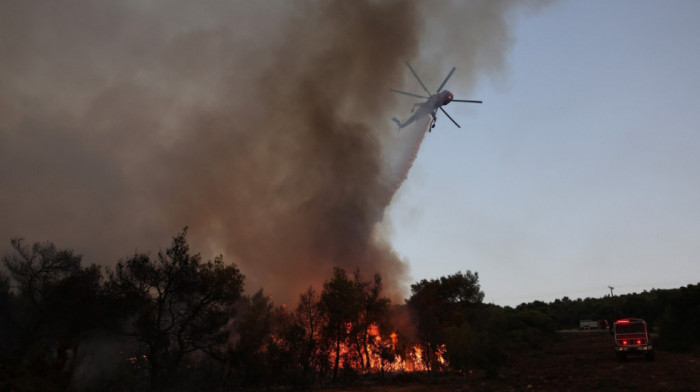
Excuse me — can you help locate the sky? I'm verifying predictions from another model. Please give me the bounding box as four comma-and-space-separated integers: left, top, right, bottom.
389, 0, 700, 306
1, 0, 699, 308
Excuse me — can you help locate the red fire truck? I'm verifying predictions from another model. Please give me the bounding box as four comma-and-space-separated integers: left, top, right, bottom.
613, 318, 654, 362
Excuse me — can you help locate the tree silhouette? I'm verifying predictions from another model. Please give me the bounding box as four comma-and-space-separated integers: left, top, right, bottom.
407, 270, 484, 371
230, 289, 274, 386
1, 238, 102, 390
106, 228, 244, 391
319, 267, 364, 382
295, 286, 323, 380
351, 271, 391, 371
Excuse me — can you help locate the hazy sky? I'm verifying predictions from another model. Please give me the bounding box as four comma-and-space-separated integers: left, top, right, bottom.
389, 0, 700, 306
2, 0, 698, 307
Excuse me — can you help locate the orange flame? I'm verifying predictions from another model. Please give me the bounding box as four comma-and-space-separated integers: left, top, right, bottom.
327, 323, 448, 373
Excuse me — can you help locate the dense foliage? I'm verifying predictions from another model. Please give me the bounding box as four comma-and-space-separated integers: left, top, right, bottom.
1, 231, 697, 390
516, 284, 700, 352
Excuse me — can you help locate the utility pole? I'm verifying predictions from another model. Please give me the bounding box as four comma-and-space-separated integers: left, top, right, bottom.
608, 286, 616, 320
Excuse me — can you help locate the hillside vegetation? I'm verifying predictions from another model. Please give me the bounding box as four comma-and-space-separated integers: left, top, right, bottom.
1, 230, 698, 391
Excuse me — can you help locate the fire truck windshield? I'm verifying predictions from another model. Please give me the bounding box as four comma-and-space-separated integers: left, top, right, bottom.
616, 323, 645, 334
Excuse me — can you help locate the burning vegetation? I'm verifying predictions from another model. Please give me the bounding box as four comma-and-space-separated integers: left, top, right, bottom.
3, 229, 700, 391
0, 230, 557, 391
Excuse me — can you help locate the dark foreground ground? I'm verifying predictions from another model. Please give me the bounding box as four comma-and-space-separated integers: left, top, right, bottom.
331, 331, 700, 392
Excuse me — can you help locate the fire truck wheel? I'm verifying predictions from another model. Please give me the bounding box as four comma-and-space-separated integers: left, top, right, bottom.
646, 351, 655, 362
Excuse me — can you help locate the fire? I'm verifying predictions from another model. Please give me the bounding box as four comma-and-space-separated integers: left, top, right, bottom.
327, 323, 448, 373
124, 354, 148, 369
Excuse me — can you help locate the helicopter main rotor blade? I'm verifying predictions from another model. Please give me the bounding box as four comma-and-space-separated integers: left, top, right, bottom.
390, 89, 429, 99
440, 107, 461, 128
436, 67, 456, 93
404, 62, 432, 95
452, 99, 483, 104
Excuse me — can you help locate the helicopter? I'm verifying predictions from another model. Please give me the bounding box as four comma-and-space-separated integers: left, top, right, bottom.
391, 62, 482, 131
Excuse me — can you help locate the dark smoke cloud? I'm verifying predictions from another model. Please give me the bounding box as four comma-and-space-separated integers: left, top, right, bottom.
0, 0, 551, 304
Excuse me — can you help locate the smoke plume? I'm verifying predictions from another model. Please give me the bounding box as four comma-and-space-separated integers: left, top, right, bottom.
0, 0, 550, 304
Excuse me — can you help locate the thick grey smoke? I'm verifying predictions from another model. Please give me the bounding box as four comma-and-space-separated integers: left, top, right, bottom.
0, 0, 551, 303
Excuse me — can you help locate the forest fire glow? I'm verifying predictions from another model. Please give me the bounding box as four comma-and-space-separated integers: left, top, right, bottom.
328, 323, 448, 373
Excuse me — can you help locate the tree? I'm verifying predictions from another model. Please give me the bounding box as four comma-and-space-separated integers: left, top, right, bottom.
229, 289, 274, 386
319, 267, 364, 382
1, 238, 102, 390
0, 270, 9, 361
656, 284, 700, 352
406, 278, 443, 371
407, 270, 484, 371
2, 238, 82, 310
295, 286, 323, 380
106, 228, 244, 391
350, 272, 391, 372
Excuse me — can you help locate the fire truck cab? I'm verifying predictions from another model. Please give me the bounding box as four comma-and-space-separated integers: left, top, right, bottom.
613, 318, 654, 362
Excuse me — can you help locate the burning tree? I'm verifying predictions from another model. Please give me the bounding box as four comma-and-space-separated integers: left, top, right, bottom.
351, 272, 393, 371
319, 267, 364, 382
407, 271, 484, 372
317, 267, 397, 381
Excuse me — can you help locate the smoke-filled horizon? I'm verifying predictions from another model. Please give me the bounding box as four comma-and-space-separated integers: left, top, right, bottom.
0, 0, 549, 304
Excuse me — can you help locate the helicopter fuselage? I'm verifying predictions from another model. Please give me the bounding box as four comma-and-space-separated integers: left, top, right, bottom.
401, 90, 454, 128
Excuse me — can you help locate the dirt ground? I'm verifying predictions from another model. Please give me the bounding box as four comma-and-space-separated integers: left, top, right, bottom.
333, 330, 700, 392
